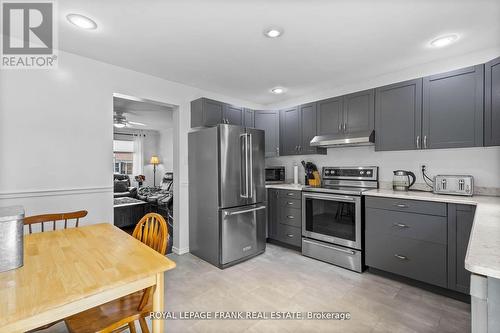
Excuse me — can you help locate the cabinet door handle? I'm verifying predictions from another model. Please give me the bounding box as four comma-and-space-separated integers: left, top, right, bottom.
424, 135, 427, 149
393, 223, 408, 228
338, 123, 342, 131
394, 204, 408, 208
287, 193, 294, 196
286, 234, 294, 238
287, 215, 295, 219
343, 122, 347, 132
416, 135, 420, 149
394, 254, 408, 260
276, 147, 279, 154
287, 202, 294, 205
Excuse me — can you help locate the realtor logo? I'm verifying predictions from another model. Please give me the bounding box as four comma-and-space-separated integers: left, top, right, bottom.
1, 1, 58, 68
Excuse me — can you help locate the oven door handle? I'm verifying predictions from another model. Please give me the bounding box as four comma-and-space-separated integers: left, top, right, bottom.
302, 239, 356, 255
303, 193, 357, 202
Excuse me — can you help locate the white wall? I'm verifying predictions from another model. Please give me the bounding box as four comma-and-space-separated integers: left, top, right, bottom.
266, 146, 500, 193
157, 128, 174, 177
0, 50, 262, 254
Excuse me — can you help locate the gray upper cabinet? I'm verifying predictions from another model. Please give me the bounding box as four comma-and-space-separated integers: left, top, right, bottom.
299, 103, 319, 154
485, 56, 500, 146
422, 65, 484, 149
343, 89, 375, 133
317, 97, 343, 135
375, 79, 423, 151
223, 104, 244, 125
243, 108, 255, 128
191, 98, 224, 127
254, 110, 280, 157
279, 106, 301, 156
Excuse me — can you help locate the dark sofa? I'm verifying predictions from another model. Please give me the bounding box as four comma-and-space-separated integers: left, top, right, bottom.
113, 174, 137, 198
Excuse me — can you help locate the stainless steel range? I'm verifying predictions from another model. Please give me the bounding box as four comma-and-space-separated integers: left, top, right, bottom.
302, 166, 379, 272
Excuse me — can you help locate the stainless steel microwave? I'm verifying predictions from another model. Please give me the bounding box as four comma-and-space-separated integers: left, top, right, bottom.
265, 166, 285, 184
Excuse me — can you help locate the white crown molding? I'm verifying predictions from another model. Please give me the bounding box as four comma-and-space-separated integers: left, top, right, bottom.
0, 186, 113, 199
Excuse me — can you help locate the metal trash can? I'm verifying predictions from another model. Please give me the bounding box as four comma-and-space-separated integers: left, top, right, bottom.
0, 206, 24, 272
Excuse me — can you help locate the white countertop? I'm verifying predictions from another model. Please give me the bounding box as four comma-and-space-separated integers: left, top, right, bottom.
365, 189, 500, 279
265, 183, 306, 190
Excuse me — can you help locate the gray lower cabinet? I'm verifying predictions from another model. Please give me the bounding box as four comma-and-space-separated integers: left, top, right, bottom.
365, 196, 475, 293
267, 189, 302, 248
267, 189, 279, 239
279, 106, 301, 155
223, 104, 244, 125
254, 110, 280, 157
243, 108, 255, 128
191, 98, 224, 127
375, 79, 422, 151
448, 204, 475, 294
343, 89, 375, 133
485, 56, 500, 146
422, 65, 484, 149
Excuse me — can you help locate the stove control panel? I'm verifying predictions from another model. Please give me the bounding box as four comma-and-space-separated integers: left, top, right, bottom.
323, 166, 378, 181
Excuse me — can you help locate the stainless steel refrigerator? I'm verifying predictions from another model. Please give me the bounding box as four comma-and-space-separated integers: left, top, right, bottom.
188, 124, 266, 268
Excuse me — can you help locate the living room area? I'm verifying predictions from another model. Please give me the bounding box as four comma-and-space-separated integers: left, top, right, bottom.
112, 94, 175, 253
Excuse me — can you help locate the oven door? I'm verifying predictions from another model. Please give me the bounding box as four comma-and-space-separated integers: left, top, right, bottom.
302, 192, 362, 250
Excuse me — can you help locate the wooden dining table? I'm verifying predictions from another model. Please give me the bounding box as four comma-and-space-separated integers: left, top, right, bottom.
0, 223, 176, 333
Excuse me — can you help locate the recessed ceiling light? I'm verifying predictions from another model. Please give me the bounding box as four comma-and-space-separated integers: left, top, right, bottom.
263, 27, 283, 38
271, 87, 285, 94
429, 34, 459, 48
66, 13, 98, 30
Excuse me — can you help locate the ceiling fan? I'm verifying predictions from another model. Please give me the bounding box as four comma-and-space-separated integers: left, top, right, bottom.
113, 111, 146, 128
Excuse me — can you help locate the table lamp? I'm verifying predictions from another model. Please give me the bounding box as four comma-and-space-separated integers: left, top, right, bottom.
150, 156, 160, 187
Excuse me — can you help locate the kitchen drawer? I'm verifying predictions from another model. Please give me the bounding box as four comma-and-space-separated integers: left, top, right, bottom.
366, 233, 447, 288
278, 224, 301, 247
279, 190, 301, 200
365, 196, 447, 216
279, 206, 302, 228
279, 198, 301, 209
366, 208, 447, 244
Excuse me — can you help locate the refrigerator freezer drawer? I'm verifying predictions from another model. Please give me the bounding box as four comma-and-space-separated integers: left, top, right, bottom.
220, 204, 266, 265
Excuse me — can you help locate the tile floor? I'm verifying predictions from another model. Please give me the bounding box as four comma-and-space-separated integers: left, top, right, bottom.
45, 244, 470, 333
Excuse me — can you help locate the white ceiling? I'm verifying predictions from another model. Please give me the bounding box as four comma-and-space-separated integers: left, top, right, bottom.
113, 96, 173, 131
60, 0, 500, 105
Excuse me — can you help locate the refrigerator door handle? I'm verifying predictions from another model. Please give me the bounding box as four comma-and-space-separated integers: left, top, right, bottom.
240, 133, 248, 198
224, 205, 266, 216
248, 133, 253, 198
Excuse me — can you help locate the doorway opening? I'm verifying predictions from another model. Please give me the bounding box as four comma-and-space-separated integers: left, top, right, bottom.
112, 93, 176, 254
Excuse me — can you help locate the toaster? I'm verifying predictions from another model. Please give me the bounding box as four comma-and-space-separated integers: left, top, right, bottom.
433, 175, 474, 196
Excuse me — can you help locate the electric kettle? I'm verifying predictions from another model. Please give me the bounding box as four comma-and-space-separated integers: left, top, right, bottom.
393, 170, 416, 191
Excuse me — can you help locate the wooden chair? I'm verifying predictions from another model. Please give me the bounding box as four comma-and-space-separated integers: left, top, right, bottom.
23, 210, 88, 333
65, 213, 169, 333
24, 210, 88, 234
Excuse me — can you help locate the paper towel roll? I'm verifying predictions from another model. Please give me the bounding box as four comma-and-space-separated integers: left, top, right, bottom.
293, 165, 299, 184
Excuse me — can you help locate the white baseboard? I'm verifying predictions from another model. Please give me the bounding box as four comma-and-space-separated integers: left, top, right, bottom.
172, 246, 189, 255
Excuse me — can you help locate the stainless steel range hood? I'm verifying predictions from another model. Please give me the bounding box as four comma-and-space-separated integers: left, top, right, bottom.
310, 130, 375, 148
